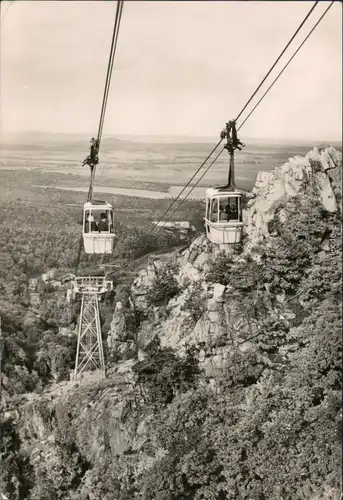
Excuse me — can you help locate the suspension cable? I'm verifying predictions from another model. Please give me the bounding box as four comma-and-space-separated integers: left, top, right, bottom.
86, 0, 124, 202
238, 1, 335, 132
157, 147, 225, 232
100, 147, 225, 281
235, 1, 319, 122
145, 138, 224, 237
97, 0, 124, 146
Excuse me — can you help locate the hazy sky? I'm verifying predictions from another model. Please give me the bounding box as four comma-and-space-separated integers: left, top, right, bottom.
0, 0, 341, 141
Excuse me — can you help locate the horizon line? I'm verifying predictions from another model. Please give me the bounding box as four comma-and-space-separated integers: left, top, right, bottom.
0, 130, 342, 145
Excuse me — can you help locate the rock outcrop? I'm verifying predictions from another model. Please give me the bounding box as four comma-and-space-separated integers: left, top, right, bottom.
131, 146, 342, 293
245, 146, 341, 248
3, 368, 151, 499
107, 301, 135, 359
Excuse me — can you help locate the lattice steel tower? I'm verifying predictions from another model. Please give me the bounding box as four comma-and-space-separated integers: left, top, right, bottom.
73, 276, 113, 382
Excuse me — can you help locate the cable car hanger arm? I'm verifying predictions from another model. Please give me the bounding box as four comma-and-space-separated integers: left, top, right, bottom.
220, 120, 244, 154
82, 137, 100, 170
219, 120, 244, 191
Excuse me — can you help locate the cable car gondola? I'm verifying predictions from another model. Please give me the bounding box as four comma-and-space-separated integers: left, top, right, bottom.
83, 200, 116, 254
81, 138, 117, 254
79, 0, 124, 257
204, 120, 244, 246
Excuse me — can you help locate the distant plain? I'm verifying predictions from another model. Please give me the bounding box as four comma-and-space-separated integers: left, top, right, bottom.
1, 132, 341, 201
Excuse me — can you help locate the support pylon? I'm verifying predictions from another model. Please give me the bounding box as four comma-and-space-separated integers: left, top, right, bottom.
73, 276, 113, 382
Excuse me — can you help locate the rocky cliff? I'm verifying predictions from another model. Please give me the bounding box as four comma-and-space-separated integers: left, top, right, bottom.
1, 146, 341, 500
244, 146, 341, 247
108, 146, 341, 369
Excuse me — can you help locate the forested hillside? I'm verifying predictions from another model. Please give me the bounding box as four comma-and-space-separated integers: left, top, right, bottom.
0, 170, 202, 398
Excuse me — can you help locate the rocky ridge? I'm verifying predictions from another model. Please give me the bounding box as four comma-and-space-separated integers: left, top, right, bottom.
108, 146, 342, 370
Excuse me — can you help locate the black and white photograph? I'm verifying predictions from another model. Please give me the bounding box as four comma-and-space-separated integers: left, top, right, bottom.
0, 0, 341, 499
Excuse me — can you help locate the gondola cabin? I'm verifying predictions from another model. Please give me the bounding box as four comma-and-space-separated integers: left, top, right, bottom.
83, 201, 116, 254
204, 188, 243, 246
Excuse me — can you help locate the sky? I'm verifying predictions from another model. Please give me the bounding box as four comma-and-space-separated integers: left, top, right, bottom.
0, 0, 342, 141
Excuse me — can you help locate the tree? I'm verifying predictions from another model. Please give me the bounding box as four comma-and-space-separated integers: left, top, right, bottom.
133, 340, 199, 406
146, 262, 180, 307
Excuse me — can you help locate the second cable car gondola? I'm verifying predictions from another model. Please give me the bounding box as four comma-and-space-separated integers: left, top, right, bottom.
204, 120, 245, 246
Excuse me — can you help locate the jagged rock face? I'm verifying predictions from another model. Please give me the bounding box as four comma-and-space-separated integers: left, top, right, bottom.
133, 280, 239, 374
115, 267, 249, 373
6, 369, 150, 488
130, 234, 224, 302
107, 301, 134, 357
245, 146, 341, 248
131, 279, 291, 377
131, 261, 164, 311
